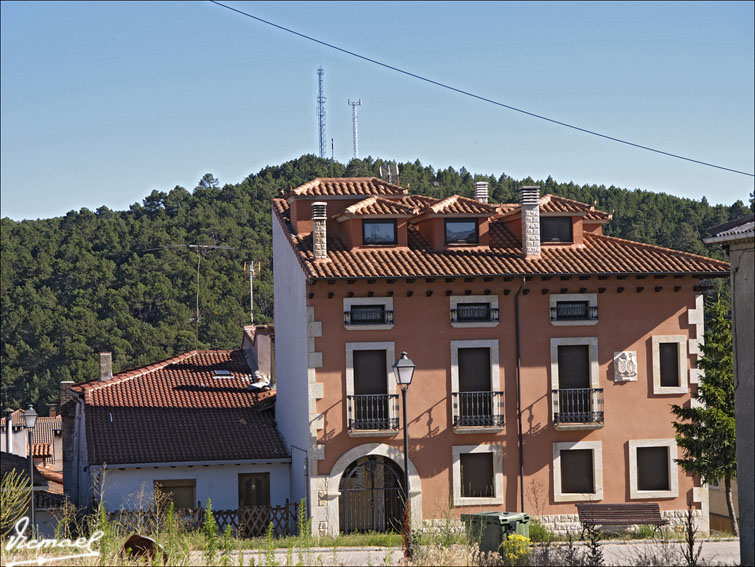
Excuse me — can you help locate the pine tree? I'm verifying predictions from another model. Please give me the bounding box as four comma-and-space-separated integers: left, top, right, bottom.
671, 297, 738, 535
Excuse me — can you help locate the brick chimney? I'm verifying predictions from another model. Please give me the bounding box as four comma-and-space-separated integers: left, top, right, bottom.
474, 182, 489, 204
99, 352, 113, 382
312, 201, 328, 260
47, 404, 57, 418
519, 186, 541, 259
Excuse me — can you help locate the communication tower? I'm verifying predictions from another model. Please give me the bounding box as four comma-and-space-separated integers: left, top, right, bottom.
317, 68, 327, 158
348, 99, 362, 159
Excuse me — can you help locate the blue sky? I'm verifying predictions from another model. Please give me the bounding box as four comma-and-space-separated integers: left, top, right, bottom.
1, 1, 753, 220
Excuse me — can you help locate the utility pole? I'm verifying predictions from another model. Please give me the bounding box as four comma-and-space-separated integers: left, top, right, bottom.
348, 99, 362, 159
142, 244, 236, 349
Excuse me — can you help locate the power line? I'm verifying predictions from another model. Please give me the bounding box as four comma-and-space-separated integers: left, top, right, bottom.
209, 0, 754, 178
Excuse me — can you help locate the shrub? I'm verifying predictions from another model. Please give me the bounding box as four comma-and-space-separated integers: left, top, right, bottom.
528, 520, 554, 543
501, 534, 531, 566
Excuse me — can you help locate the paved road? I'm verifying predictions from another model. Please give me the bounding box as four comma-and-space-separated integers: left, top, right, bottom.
229, 539, 740, 566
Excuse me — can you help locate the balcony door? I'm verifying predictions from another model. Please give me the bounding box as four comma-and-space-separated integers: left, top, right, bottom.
458, 348, 492, 425
353, 350, 388, 429
557, 345, 591, 420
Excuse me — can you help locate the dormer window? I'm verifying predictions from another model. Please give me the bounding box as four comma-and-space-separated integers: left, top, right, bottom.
445, 219, 478, 244
541, 217, 573, 243
363, 220, 397, 245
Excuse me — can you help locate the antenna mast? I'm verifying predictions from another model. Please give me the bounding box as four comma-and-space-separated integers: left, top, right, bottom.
247, 261, 261, 325
317, 67, 327, 158
348, 99, 362, 159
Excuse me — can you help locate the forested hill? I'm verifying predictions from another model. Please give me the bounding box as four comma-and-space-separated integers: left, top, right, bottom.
1, 154, 751, 410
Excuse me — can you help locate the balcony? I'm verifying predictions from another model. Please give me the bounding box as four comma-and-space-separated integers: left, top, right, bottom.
550, 302, 598, 322
452, 391, 504, 432
552, 388, 604, 429
344, 307, 394, 326
450, 305, 499, 323
347, 394, 399, 435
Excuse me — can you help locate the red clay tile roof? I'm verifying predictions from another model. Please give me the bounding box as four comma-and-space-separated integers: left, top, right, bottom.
495, 194, 611, 222
71, 350, 289, 465
287, 177, 408, 198
273, 198, 729, 279
1, 409, 25, 428
339, 196, 418, 218
421, 194, 499, 216
540, 195, 612, 221
32, 443, 52, 458
32, 416, 61, 446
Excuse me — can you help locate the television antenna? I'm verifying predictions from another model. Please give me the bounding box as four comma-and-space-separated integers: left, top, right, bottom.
142, 244, 237, 348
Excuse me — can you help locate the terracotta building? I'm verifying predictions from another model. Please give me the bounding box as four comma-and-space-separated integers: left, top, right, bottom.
271, 177, 729, 535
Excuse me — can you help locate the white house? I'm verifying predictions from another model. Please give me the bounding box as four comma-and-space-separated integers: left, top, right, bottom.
63, 344, 291, 515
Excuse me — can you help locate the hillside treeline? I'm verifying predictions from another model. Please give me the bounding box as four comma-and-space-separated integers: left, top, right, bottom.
1, 154, 750, 410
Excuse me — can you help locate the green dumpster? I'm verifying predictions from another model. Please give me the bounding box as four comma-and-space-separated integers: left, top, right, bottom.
461, 512, 531, 553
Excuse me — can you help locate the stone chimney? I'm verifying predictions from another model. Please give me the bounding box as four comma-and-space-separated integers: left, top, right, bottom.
312, 201, 328, 260
47, 404, 57, 418
59, 381, 74, 407
474, 182, 489, 204
99, 352, 113, 382
519, 186, 541, 258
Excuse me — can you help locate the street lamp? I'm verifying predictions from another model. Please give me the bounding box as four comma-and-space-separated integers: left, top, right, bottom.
24, 405, 38, 537
392, 351, 415, 560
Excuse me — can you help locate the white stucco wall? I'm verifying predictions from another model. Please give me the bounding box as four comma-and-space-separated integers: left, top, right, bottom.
272, 212, 311, 507
1, 424, 28, 458
95, 462, 290, 511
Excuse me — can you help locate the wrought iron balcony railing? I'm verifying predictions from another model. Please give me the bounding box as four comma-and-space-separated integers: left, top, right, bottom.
347, 394, 399, 431
450, 305, 499, 323
552, 388, 604, 424
344, 308, 394, 326
550, 303, 598, 321
452, 391, 504, 428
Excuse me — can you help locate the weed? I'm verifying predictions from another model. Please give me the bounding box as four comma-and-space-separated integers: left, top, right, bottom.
527, 519, 554, 543
203, 498, 219, 565
582, 522, 604, 566
264, 522, 277, 566
681, 505, 703, 567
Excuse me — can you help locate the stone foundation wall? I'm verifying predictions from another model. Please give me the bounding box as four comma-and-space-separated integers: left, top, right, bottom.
535, 509, 707, 536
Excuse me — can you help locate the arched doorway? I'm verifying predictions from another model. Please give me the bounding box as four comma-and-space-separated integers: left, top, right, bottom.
338, 455, 404, 533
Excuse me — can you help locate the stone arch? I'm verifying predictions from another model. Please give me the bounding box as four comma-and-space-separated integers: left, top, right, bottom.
328, 443, 423, 533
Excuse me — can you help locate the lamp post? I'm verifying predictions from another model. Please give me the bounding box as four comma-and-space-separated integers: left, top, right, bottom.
392, 351, 415, 561
24, 405, 38, 537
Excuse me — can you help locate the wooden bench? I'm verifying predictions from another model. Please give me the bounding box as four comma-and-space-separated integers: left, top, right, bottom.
576, 503, 669, 537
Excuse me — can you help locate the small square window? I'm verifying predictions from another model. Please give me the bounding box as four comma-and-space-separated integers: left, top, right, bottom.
154, 479, 196, 509
445, 220, 478, 244
452, 444, 502, 506
560, 449, 594, 494
628, 439, 678, 499
553, 441, 603, 502
637, 447, 670, 491
455, 303, 495, 322
460, 453, 494, 497
541, 217, 573, 243
363, 220, 397, 245
349, 305, 390, 325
